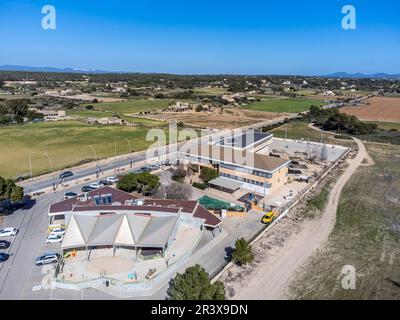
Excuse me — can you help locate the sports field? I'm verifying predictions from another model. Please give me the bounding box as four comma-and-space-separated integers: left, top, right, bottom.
84, 99, 175, 114
0, 121, 168, 178
244, 97, 324, 113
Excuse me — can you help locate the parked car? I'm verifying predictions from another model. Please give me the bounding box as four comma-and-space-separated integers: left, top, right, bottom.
149, 164, 161, 171
46, 234, 63, 244
0, 227, 18, 238
59, 171, 73, 179
64, 192, 77, 199
81, 186, 95, 193
106, 176, 118, 184
35, 252, 60, 266
99, 180, 112, 186
90, 182, 102, 189
0, 253, 9, 263
50, 228, 65, 236
0, 240, 11, 249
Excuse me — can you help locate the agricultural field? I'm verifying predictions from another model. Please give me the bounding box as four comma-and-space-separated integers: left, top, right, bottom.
66, 110, 166, 127
0, 121, 168, 178
84, 99, 175, 114
289, 143, 400, 299
193, 87, 229, 96
143, 108, 285, 129
244, 97, 324, 113
340, 97, 400, 123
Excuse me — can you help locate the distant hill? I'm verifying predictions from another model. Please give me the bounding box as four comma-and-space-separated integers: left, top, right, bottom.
325, 72, 400, 79
0, 65, 111, 74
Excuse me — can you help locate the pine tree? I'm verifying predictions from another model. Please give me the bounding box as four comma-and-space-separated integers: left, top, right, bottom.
232, 237, 254, 266
167, 264, 225, 300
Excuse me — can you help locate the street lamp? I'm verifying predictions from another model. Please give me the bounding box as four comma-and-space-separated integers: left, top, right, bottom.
28, 151, 35, 181
89, 145, 100, 178
44, 152, 55, 191
125, 138, 132, 153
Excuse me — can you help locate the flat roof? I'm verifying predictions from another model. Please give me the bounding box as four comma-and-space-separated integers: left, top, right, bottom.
208, 176, 243, 192
185, 144, 290, 173
216, 130, 272, 150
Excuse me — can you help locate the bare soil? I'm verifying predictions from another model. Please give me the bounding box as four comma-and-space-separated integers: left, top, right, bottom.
340, 97, 400, 123
137, 108, 287, 129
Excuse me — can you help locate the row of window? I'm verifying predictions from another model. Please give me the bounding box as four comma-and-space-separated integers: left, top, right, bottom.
220, 172, 272, 188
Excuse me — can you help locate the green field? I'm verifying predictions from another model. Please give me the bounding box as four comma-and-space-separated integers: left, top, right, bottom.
0, 121, 168, 178
244, 98, 324, 113
367, 121, 400, 131
84, 99, 174, 114
270, 121, 355, 147
289, 143, 400, 299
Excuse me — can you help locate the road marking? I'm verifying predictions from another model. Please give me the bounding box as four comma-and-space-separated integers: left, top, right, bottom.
32, 285, 42, 291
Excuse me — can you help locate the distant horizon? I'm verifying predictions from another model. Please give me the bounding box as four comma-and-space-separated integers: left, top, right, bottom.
1, 64, 400, 78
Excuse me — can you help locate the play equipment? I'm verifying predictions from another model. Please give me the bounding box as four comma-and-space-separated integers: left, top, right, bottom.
63, 249, 77, 259
245, 193, 263, 211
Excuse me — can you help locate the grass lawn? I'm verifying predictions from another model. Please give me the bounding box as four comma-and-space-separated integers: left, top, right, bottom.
0, 121, 169, 178
270, 121, 322, 141
289, 143, 400, 299
367, 121, 400, 131
244, 98, 324, 113
83, 99, 174, 114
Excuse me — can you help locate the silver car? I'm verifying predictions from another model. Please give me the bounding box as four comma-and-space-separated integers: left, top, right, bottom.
35, 252, 60, 266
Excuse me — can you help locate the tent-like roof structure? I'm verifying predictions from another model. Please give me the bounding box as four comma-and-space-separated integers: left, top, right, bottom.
61, 213, 179, 250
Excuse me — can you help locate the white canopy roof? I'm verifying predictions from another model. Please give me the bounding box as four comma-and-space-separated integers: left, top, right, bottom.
61, 213, 178, 250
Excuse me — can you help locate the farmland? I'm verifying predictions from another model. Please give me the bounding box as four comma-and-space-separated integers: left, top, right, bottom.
84, 99, 175, 114
289, 143, 400, 299
0, 121, 168, 178
340, 96, 400, 123
244, 97, 324, 113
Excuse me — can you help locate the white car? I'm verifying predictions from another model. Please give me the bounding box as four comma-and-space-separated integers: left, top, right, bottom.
50, 228, 65, 236
106, 176, 118, 183
0, 227, 18, 237
46, 234, 63, 244
90, 182, 102, 189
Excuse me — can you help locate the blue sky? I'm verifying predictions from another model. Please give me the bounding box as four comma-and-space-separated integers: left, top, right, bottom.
0, 0, 399, 74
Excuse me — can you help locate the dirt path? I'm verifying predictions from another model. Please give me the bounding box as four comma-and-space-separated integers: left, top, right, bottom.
232, 137, 369, 300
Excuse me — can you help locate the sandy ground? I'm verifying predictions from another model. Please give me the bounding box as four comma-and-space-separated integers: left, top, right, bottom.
138, 108, 287, 129
340, 96, 400, 123
221, 136, 369, 300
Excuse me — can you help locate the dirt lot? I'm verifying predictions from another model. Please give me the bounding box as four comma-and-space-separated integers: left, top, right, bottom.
289, 142, 400, 299
136, 108, 287, 129
341, 97, 400, 123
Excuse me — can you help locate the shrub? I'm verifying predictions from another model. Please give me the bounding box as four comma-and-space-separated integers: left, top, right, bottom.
192, 182, 207, 190
199, 167, 219, 183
